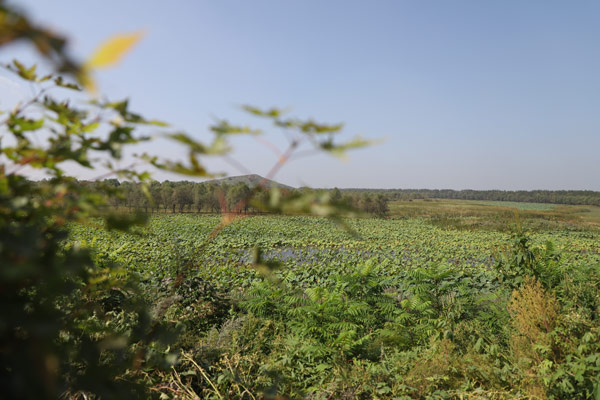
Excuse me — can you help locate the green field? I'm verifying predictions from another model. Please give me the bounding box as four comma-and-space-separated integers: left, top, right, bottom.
64, 207, 600, 399
69, 213, 600, 285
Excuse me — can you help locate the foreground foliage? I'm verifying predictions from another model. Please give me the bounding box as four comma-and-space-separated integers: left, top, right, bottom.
0, 5, 369, 397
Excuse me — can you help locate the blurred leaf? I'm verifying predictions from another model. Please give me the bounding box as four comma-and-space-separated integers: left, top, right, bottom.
8, 115, 44, 133
54, 76, 81, 91
320, 136, 379, 159
167, 132, 230, 155
252, 187, 360, 238
8, 60, 37, 81
85, 31, 144, 69
298, 120, 344, 134
101, 99, 169, 126
242, 105, 286, 118
104, 211, 148, 232
210, 119, 261, 135
141, 153, 224, 178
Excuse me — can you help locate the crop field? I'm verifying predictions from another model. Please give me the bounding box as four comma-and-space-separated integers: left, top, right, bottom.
68, 213, 600, 287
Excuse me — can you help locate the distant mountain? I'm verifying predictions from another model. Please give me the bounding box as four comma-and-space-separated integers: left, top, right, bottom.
203, 174, 294, 189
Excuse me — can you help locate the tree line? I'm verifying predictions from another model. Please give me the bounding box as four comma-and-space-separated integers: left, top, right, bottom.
340, 188, 600, 206
41, 180, 391, 216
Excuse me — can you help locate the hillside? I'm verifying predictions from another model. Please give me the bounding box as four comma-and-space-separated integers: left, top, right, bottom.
203, 174, 294, 189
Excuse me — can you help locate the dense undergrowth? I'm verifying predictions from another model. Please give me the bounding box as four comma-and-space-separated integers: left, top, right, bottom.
66, 215, 600, 399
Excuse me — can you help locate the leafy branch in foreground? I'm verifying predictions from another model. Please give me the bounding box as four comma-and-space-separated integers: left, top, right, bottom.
0, 4, 372, 398
0, 57, 183, 398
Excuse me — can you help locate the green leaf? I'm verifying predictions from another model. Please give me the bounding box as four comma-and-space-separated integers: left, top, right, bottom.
320, 136, 379, 159
242, 105, 286, 118
210, 119, 261, 135
101, 99, 169, 126
298, 120, 344, 134
8, 116, 44, 133
167, 132, 230, 155
54, 76, 82, 90
9, 60, 37, 81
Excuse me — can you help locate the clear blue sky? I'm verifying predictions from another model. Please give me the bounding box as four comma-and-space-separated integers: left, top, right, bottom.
1, 1, 599, 190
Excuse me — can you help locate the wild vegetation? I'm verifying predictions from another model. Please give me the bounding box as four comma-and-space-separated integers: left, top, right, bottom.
62, 212, 600, 399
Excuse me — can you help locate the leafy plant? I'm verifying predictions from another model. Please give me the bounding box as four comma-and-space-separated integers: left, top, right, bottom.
495, 232, 563, 289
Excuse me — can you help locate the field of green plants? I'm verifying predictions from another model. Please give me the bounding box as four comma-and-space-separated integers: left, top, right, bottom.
69, 214, 600, 284
66, 212, 600, 399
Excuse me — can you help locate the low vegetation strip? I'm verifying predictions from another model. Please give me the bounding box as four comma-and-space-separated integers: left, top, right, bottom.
474, 201, 557, 211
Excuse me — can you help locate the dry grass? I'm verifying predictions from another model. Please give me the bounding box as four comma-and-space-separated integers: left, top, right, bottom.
388, 199, 600, 232
508, 277, 560, 399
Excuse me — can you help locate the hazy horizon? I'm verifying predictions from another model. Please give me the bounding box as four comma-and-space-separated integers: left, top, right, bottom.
1, 1, 598, 191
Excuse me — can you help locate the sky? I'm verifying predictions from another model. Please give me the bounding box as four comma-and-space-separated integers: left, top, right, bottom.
1, 0, 599, 190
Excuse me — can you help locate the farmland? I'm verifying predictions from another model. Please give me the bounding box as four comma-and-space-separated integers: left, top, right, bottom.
64, 200, 600, 399
68, 209, 600, 286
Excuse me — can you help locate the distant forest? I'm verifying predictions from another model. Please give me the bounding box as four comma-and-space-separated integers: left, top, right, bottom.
340, 188, 600, 207
53, 179, 390, 216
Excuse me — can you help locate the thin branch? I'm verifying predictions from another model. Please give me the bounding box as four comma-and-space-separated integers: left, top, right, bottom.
264, 139, 299, 182
0, 85, 55, 126
289, 148, 322, 161
253, 135, 282, 157
222, 154, 251, 175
